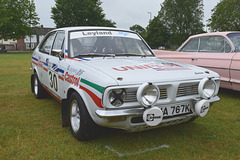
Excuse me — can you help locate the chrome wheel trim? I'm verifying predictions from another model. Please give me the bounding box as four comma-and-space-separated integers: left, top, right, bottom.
70, 100, 80, 133
34, 76, 38, 95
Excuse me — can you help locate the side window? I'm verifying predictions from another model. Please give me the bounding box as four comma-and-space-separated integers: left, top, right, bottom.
51, 32, 65, 56
181, 38, 199, 52
199, 36, 231, 53
39, 33, 56, 54
225, 40, 231, 53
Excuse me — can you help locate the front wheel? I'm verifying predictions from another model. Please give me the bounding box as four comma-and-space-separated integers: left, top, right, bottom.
69, 92, 99, 141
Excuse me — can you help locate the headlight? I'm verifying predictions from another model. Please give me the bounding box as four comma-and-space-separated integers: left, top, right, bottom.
198, 78, 217, 99
109, 89, 126, 107
137, 82, 160, 107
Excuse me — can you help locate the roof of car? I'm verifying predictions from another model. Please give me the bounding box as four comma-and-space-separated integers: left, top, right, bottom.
189, 31, 240, 38
53, 26, 133, 33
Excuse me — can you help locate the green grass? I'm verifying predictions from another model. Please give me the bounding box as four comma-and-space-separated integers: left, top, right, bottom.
0, 53, 239, 160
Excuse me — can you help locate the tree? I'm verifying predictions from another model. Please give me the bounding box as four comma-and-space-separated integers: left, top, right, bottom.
207, 0, 240, 32
51, 0, 116, 28
0, 0, 39, 39
158, 0, 205, 47
145, 16, 169, 49
129, 24, 146, 39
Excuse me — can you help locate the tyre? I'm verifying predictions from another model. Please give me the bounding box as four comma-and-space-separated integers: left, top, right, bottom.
69, 92, 99, 141
32, 72, 48, 99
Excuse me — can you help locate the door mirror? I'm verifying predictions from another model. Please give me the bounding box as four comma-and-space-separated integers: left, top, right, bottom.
59, 51, 65, 60
52, 49, 64, 60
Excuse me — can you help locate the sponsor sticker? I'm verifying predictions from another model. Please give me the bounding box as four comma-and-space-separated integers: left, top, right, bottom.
113, 63, 190, 71
143, 107, 163, 126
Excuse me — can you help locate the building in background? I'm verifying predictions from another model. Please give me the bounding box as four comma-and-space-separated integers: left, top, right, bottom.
17, 25, 54, 51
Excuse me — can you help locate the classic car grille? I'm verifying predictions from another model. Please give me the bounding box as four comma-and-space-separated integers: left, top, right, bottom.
159, 88, 167, 99
125, 88, 167, 102
124, 83, 198, 103
125, 90, 137, 102
177, 84, 198, 97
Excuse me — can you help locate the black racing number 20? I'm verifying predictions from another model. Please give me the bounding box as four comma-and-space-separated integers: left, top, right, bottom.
49, 71, 58, 92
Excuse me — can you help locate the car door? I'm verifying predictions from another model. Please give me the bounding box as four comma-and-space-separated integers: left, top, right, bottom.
46, 31, 65, 99
37, 32, 57, 88
180, 36, 235, 88
229, 52, 240, 90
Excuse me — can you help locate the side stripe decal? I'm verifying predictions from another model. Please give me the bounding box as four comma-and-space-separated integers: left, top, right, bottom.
80, 78, 105, 93
80, 85, 104, 108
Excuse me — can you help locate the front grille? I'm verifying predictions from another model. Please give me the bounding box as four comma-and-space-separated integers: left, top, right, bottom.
125, 90, 137, 102
124, 83, 198, 103
125, 88, 168, 102
177, 84, 198, 97
159, 88, 167, 99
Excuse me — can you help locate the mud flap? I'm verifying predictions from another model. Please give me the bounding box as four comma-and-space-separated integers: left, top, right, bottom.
62, 99, 70, 127
31, 74, 34, 93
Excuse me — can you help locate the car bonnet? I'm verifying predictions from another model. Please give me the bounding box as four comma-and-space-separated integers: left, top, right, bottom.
79, 57, 218, 85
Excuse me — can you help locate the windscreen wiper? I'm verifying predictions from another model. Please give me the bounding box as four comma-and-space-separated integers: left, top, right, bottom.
115, 53, 144, 56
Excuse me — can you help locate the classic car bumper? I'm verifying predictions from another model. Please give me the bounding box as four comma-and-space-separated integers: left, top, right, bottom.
96, 96, 220, 118
95, 96, 220, 131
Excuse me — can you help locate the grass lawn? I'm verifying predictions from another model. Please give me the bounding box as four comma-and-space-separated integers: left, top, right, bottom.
0, 53, 239, 160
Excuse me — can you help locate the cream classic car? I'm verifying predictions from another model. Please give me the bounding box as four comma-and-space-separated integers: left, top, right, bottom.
154, 32, 240, 91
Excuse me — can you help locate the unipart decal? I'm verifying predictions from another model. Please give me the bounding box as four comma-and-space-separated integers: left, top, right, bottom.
113, 63, 191, 71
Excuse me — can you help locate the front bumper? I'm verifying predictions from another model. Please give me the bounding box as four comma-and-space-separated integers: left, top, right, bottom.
95, 96, 220, 131
96, 96, 220, 118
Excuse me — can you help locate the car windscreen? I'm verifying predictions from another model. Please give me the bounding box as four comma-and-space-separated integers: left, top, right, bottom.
227, 33, 240, 52
69, 30, 153, 57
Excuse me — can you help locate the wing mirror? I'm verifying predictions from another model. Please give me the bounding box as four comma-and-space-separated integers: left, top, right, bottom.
52, 49, 64, 60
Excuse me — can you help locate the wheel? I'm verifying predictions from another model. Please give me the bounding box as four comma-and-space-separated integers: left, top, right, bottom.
32, 72, 48, 99
69, 92, 99, 141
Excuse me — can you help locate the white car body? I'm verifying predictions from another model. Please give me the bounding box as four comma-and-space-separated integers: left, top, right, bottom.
31, 27, 220, 141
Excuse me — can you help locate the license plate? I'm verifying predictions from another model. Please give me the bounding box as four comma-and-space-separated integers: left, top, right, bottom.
160, 102, 191, 117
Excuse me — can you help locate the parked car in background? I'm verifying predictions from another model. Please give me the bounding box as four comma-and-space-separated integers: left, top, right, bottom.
0, 45, 7, 53
154, 32, 240, 91
31, 27, 220, 141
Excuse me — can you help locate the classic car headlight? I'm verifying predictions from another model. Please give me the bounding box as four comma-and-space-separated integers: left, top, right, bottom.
109, 89, 126, 107
137, 82, 160, 107
198, 78, 217, 99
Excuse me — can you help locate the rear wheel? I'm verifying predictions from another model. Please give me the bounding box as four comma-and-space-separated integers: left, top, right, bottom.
32, 72, 48, 99
69, 92, 99, 141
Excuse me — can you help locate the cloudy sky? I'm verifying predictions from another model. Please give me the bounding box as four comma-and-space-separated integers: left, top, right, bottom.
34, 0, 220, 31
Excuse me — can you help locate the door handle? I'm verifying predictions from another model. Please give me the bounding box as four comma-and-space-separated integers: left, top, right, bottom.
191, 58, 198, 61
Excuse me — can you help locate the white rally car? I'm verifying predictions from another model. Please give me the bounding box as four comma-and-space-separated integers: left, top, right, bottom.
31, 27, 220, 141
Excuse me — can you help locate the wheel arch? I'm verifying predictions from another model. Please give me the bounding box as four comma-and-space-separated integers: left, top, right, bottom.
62, 87, 100, 127
62, 87, 91, 127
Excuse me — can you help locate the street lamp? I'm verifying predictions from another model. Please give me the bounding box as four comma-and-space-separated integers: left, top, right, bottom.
148, 12, 152, 22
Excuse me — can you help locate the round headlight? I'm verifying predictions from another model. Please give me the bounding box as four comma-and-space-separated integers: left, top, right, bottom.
137, 82, 160, 107
198, 78, 217, 99
109, 89, 126, 107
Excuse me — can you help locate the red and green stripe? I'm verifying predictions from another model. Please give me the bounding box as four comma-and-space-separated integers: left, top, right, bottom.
80, 78, 105, 108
